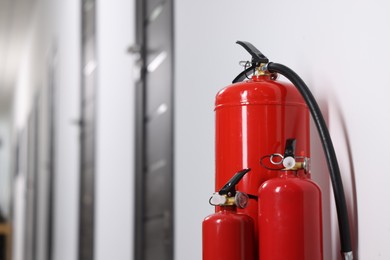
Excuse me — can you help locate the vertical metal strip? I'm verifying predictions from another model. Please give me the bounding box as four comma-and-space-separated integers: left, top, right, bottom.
134, 0, 175, 259
24, 103, 38, 260
79, 0, 96, 259
134, 0, 146, 258
32, 95, 40, 260
170, 0, 175, 257
47, 47, 57, 260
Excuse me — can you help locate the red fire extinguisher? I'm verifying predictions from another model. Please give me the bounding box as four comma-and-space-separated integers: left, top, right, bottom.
203, 41, 353, 260
258, 138, 323, 259
203, 168, 255, 260
215, 42, 310, 239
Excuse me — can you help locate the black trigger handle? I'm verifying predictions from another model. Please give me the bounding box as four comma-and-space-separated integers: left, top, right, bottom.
284, 138, 297, 158
218, 168, 251, 196
236, 41, 269, 65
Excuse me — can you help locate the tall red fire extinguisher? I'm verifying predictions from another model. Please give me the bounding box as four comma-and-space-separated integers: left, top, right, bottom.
215, 42, 310, 239
203, 41, 353, 260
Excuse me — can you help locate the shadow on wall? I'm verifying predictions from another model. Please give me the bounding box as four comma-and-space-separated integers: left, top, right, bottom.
310, 97, 359, 260
333, 97, 359, 259
310, 100, 332, 259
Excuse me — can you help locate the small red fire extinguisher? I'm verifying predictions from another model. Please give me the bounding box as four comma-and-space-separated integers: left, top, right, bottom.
203, 168, 255, 260
258, 138, 323, 259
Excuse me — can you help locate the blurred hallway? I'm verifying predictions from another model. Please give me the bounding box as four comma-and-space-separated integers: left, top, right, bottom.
0, 0, 137, 259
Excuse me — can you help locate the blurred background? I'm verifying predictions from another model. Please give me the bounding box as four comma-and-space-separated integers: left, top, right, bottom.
0, 0, 390, 259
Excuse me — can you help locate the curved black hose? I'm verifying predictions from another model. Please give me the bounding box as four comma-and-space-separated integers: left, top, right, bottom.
267, 62, 352, 255
232, 65, 256, 83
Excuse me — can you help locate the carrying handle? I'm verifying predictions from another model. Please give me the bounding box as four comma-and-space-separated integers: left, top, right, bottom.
236, 41, 269, 65
284, 139, 296, 158
218, 168, 251, 196
233, 41, 269, 83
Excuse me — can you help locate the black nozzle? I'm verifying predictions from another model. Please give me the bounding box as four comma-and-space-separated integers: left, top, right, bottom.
218, 168, 251, 196
284, 139, 297, 158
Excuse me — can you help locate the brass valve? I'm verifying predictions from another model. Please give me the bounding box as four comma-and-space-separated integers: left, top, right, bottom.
209, 192, 249, 209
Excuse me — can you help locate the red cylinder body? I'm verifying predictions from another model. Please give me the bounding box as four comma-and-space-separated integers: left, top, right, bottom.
215, 75, 310, 229
202, 206, 255, 260
258, 172, 323, 260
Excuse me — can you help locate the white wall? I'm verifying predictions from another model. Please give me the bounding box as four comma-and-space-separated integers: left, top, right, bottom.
175, 0, 390, 259
51, 0, 81, 259
11, 0, 81, 259
95, 0, 135, 259
11, 1, 51, 259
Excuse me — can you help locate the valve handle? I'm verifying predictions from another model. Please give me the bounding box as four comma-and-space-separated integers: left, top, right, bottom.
236, 41, 269, 65
218, 168, 251, 196
284, 138, 296, 158
283, 139, 297, 169
233, 41, 269, 83
260, 139, 300, 170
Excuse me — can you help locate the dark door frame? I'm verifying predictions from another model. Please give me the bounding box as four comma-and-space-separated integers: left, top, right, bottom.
134, 0, 175, 259
79, 0, 97, 259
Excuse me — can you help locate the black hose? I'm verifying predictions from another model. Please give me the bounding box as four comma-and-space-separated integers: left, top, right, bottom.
267, 62, 352, 255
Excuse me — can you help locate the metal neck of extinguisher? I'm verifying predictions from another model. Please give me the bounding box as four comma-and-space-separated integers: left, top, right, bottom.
235, 41, 353, 259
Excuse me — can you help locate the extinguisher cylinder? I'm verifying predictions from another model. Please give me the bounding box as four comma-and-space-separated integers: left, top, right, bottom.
258, 172, 323, 260
215, 75, 310, 237
202, 206, 255, 260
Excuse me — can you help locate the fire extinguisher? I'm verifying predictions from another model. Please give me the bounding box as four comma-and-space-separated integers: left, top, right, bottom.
204, 41, 353, 260
203, 168, 255, 260
215, 41, 310, 241
258, 138, 323, 259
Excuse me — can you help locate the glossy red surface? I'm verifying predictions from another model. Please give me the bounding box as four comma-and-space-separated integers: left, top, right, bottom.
215, 75, 310, 231
202, 207, 255, 260
258, 172, 323, 260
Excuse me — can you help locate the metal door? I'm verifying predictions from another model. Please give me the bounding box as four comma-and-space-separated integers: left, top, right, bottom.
79, 0, 97, 259
134, 0, 175, 259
